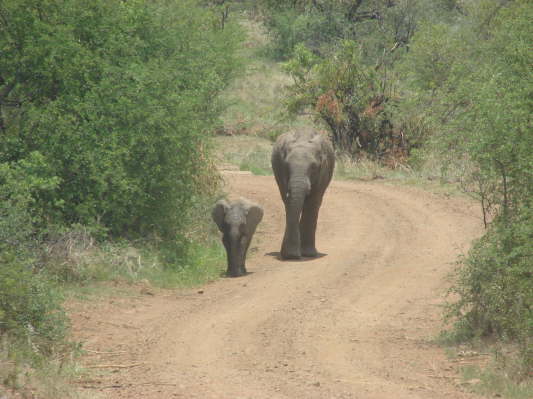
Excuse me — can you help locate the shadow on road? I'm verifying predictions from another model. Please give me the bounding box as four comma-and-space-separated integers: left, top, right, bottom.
265, 251, 327, 261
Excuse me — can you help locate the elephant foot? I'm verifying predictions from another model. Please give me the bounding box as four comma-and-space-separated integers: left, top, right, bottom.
280, 238, 302, 259
280, 248, 301, 260
301, 247, 318, 257
227, 267, 247, 277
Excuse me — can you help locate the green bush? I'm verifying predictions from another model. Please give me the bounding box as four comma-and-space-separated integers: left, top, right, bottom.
0, 253, 68, 357
402, 0, 533, 370
283, 42, 405, 157
0, 0, 242, 239
447, 210, 533, 374
451, 213, 532, 341
0, 153, 60, 258
257, 0, 457, 60
262, 9, 345, 59
0, 2, 241, 391
0, 156, 68, 359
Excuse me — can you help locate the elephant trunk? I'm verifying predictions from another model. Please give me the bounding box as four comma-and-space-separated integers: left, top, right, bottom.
281, 173, 310, 259
227, 230, 246, 277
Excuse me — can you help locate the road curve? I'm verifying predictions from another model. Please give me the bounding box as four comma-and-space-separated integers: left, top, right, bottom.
72, 173, 483, 399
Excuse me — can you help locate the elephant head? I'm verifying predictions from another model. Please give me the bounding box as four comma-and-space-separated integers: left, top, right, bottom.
271, 129, 335, 259
212, 198, 264, 277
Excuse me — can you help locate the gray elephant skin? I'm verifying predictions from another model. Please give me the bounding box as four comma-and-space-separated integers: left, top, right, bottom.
272, 129, 335, 259
212, 198, 264, 277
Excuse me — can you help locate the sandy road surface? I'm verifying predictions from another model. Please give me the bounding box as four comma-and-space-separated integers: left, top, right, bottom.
71, 172, 483, 398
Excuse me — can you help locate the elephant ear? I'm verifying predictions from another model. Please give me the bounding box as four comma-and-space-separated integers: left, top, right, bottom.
245, 204, 264, 235
212, 199, 230, 232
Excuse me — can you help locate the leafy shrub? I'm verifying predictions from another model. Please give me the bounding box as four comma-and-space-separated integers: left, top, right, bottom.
262, 9, 345, 59
0, 253, 68, 357
447, 209, 533, 375
0, 153, 60, 258
402, 0, 533, 370
283, 42, 408, 158
0, 0, 242, 239
0, 151, 67, 399
257, 0, 457, 59
253, 1, 460, 157
0, 2, 240, 392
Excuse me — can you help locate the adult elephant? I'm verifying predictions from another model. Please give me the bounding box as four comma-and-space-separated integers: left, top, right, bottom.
271, 129, 335, 259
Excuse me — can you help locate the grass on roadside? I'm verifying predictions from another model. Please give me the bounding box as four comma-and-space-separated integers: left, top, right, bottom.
439, 326, 532, 399
0, 327, 89, 399
0, 348, 94, 399
213, 135, 469, 203
461, 355, 533, 399
214, 135, 273, 175
0, 200, 226, 398
57, 240, 226, 299
1, 235, 226, 399
460, 364, 533, 399
333, 151, 471, 200
138, 242, 225, 289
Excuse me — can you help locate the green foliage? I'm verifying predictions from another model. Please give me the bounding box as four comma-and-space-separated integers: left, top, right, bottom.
262, 8, 345, 59
401, 23, 464, 92
0, 153, 61, 261
260, 0, 533, 376
0, 143, 71, 390
283, 41, 405, 157
447, 210, 532, 364
0, 0, 242, 239
257, 0, 460, 157
0, 1, 241, 394
0, 253, 68, 357
400, 0, 533, 369
453, 2, 533, 216
142, 241, 225, 289
257, 0, 457, 59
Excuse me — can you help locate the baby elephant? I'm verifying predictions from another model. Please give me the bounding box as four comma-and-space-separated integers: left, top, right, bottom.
212, 198, 264, 277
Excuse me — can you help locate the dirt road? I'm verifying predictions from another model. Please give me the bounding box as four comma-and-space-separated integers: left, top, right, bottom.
71, 172, 483, 398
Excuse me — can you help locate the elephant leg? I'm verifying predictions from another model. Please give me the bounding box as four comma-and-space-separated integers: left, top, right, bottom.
241, 238, 252, 275
222, 237, 232, 271
299, 194, 322, 257
281, 201, 302, 259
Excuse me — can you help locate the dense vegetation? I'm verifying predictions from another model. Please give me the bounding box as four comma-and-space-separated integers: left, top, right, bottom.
1, 0, 241, 238
421, 3, 532, 375
252, 0, 532, 379
257, 0, 458, 157
0, 0, 241, 392
0, 0, 530, 394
